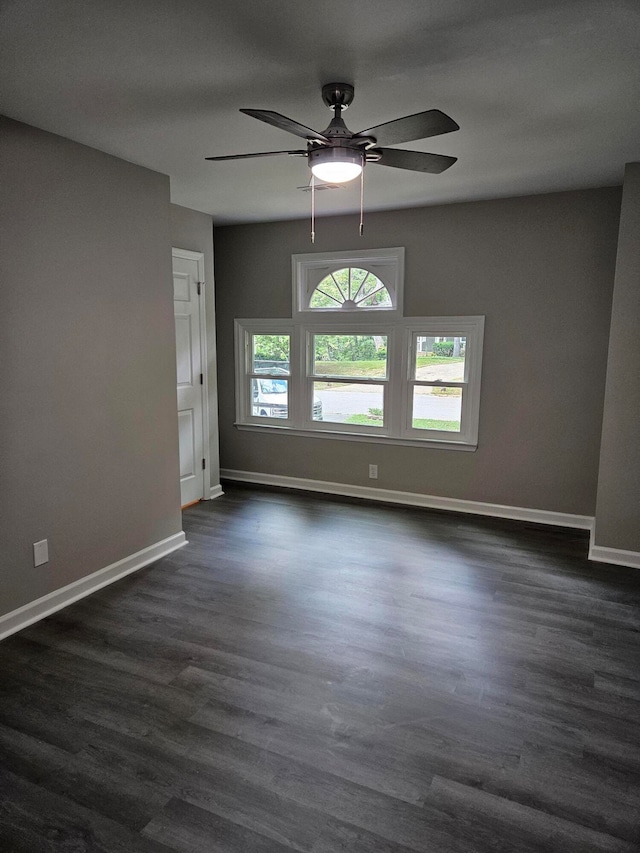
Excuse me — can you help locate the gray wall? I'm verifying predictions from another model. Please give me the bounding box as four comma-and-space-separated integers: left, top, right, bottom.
170, 204, 221, 493
595, 163, 640, 552
0, 117, 183, 618
214, 187, 621, 516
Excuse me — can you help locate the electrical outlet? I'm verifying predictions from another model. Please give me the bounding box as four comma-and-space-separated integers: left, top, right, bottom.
33, 539, 49, 567
369, 464, 378, 479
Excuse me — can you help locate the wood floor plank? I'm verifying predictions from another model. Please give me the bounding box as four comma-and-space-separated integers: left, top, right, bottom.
0, 767, 174, 853
174, 664, 524, 778
428, 775, 638, 853
483, 741, 640, 843
175, 720, 479, 853
189, 696, 433, 805
1, 483, 639, 852
142, 797, 307, 853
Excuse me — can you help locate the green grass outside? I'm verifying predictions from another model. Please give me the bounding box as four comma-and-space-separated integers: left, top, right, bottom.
345, 414, 460, 431
315, 355, 464, 375
415, 356, 464, 368
314, 354, 464, 386
314, 361, 386, 379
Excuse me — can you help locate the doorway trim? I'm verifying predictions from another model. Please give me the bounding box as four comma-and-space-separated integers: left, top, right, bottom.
173, 247, 211, 505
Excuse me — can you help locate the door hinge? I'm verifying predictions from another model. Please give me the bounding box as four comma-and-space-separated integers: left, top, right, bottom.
202, 458, 206, 470
197, 281, 202, 295
200, 373, 203, 385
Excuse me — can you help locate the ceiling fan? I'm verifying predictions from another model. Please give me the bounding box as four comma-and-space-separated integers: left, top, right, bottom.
206, 82, 459, 185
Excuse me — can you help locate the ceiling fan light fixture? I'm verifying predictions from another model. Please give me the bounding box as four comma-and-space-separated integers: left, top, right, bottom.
309, 147, 363, 183
206, 84, 460, 242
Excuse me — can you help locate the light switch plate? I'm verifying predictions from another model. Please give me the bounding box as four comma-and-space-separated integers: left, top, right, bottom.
33, 539, 49, 567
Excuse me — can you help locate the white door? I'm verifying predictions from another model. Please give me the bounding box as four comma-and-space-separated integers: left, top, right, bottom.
173, 249, 208, 506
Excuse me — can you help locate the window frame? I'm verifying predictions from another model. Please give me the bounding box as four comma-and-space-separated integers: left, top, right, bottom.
235, 320, 296, 426
235, 315, 484, 450
292, 247, 404, 319
400, 318, 484, 446
303, 323, 395, 437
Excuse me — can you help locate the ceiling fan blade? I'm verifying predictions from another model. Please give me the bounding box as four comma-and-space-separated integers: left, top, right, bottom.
371, 148, 457, 174
240, 109, 329, 143
205, 150, 307, 162
355, 109, 459, 147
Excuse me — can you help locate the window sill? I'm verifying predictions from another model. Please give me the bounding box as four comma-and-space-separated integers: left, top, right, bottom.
235, 422, 477, 451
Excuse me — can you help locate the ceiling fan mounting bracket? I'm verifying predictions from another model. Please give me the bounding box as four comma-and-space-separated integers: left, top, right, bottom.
322, 82, 355, 111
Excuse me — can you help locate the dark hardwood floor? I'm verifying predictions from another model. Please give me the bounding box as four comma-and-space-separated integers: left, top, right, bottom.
1, 484, 640, 852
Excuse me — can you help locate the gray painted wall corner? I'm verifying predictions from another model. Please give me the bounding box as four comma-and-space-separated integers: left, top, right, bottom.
0, 116, 183, 618
594, 163, 640, 554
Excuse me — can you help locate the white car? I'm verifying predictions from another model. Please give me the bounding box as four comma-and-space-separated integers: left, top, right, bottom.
252, 369, 322, 420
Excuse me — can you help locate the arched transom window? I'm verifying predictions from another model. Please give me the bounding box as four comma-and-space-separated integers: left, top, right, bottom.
293, 247, 402, 317
310, 267, 392, 310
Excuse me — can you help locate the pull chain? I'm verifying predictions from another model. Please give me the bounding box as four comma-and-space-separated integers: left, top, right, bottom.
311, 174, 315, 244
359, 167, 364, 237
310, 164, 364, 243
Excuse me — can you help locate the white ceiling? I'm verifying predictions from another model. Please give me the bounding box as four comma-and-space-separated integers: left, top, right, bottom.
2, 0, 639, 225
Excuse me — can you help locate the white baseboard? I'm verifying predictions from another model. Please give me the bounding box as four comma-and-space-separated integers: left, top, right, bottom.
588, 541, 640, 569
209, 484, 224, 500
0, 531, 187, 642
220, 469, 593, 530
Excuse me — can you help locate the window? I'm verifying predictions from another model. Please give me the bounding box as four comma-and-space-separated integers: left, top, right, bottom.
235, 250, 484, 449
246, 331, 292, 422
309, 269, 392, 310
310, 332, 389, 431
293, 247, 402, 316
402, 321, 482, 446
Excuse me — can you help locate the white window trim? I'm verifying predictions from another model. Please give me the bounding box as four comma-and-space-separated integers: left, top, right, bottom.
234, 319, 295, 426
234, 315, 484, 450
303, 322, 395, 438
400, 317, 484, 447
292, 247, 404, 320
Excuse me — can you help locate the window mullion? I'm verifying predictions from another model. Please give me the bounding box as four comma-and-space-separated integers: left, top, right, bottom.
413, 381, 466, 389
285, 326, 301, 428
398, 328, 415, 437
311, 374, 387, 385
381, 327, 400, 436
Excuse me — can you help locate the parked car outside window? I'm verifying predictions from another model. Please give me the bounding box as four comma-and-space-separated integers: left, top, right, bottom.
252, 368, 322, 420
